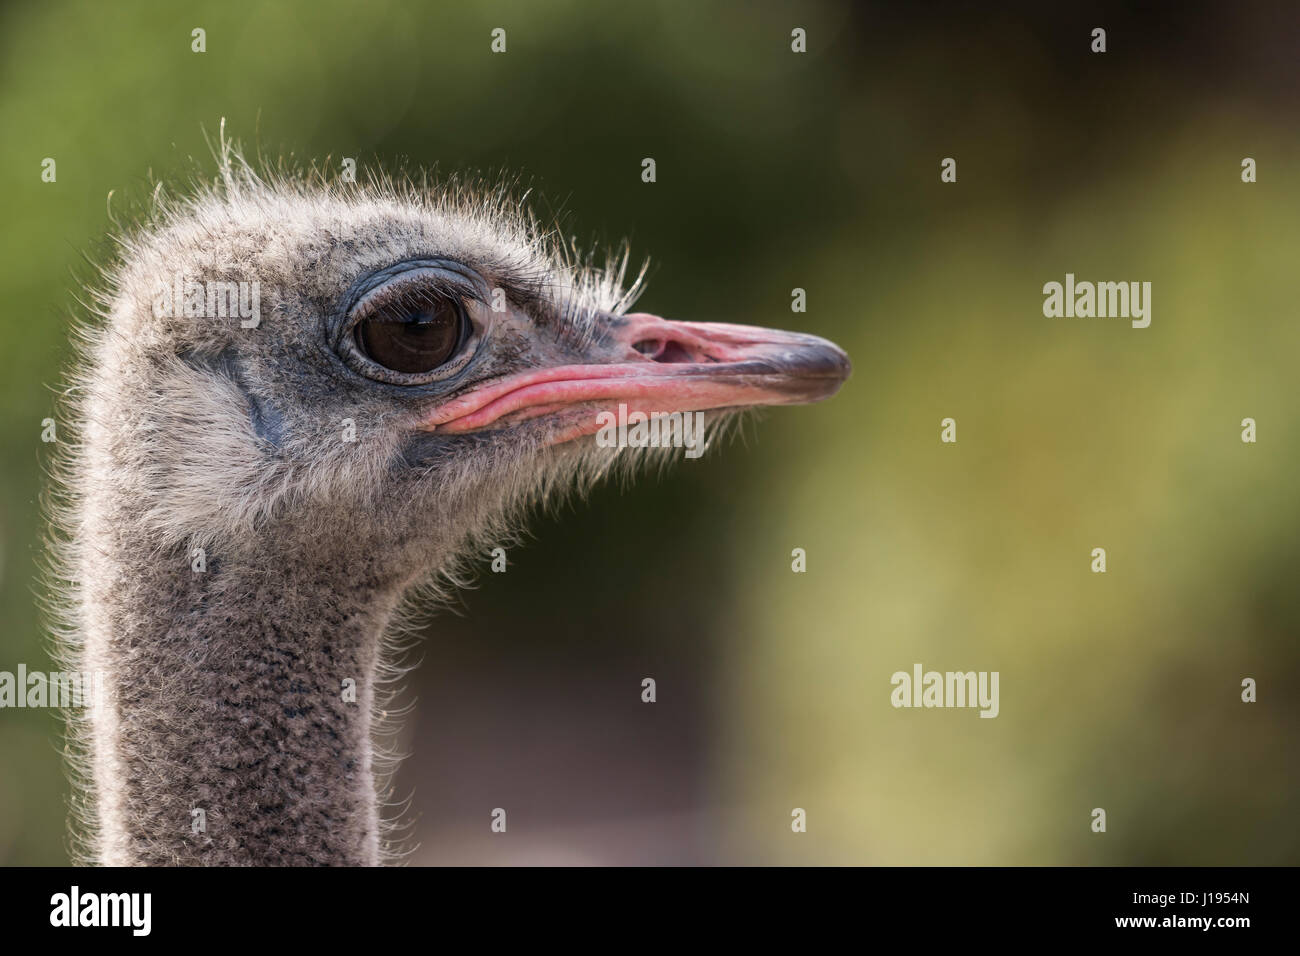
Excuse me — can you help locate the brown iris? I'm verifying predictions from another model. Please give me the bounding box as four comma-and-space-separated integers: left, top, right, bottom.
356, 297, 466, 374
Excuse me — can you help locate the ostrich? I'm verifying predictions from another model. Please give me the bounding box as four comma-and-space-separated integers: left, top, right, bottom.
47, 141, 850, 866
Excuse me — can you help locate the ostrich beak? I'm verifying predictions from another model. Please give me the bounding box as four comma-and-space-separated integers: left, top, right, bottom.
424, 311, 851, 441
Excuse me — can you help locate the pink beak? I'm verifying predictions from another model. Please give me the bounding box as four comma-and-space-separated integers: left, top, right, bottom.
422, 312, 851, 442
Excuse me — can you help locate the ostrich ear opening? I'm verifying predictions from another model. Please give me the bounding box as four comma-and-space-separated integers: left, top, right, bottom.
423, 311, 852, 439
181, 348, 289, 450
127, 353, 291, 549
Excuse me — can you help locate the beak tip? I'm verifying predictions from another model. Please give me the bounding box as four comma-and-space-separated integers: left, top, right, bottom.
794, 336, 852, 400
825, 342, 853, 380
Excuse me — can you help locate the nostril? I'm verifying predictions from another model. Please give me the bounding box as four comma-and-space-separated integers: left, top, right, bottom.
632, 338, 698, 363
657, 340, 698, 363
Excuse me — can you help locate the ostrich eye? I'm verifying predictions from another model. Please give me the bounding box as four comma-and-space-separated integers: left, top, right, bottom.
355, 296, 468, 374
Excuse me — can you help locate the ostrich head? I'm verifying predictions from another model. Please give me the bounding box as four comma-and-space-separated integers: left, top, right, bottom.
55, 142, 849, 865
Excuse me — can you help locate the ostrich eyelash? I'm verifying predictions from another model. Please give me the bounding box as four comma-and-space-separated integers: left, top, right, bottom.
356, 286, 466, 325
347, 269, 480, 325
339, 269, 487, 386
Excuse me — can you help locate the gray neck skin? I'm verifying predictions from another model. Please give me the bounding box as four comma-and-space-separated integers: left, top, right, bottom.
83, 518, 404, 866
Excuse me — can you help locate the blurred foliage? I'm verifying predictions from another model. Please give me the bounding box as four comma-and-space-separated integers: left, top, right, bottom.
0, 0, 1296, 864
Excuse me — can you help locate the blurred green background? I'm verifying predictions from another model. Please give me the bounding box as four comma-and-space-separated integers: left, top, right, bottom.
2, 0, 1297, 864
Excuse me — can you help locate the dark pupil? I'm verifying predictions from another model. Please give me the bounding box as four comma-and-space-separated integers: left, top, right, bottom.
358, 300, 463, 374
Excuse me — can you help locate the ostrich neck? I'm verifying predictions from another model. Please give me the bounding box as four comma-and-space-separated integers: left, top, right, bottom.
81, 518, 404, 866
